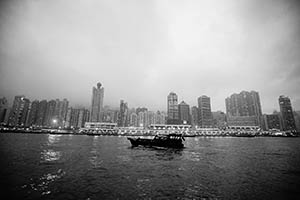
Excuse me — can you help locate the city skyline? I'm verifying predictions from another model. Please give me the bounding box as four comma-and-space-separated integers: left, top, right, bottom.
0, 89, 299, 114
0, 88, 299, 131
1, 0, 300, 113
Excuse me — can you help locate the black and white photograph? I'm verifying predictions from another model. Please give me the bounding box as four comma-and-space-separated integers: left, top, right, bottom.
0, 0, 300, 199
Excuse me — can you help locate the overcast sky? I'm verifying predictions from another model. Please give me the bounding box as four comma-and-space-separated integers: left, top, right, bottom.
0, 0, 299, 113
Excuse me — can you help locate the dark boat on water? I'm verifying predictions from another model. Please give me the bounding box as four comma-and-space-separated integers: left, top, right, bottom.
127, 134, 185, 148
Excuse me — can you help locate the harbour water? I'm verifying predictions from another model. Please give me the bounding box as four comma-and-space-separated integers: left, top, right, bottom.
0, 133, 300, 199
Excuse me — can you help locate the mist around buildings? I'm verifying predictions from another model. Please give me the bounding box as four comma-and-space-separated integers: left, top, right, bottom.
0, 82, 299, 136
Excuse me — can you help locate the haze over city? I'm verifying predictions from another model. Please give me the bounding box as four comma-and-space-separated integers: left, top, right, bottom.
1, 0, 300, 113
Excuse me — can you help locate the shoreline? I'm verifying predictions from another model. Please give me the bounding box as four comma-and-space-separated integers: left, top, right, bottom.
0, 130, 298, 138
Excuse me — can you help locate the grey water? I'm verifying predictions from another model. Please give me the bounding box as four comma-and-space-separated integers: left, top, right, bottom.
0, 133, 300, 200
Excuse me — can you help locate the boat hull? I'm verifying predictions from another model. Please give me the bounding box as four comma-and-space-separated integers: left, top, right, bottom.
127, 137, 184, 148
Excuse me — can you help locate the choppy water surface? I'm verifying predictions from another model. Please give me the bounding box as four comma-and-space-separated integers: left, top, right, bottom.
0, 133, 300, 200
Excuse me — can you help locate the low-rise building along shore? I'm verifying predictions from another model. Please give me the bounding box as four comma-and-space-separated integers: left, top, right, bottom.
1, 123, 298, 137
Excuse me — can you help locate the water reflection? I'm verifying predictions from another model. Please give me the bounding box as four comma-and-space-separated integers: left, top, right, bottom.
22, 169, 65, 196
89, 136, 103, 168
41, 149, 61, 162
40, 134, 62, 163
130, 146, 183, 161
47, 134, 61, 145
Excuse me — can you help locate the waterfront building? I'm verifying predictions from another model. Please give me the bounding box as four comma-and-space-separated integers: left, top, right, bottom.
0, 97, 8, 124
90, 82, 104, 122
35, 100, 47, 127
136, 107, 148, 114
70, 108, 80, 128
63, 107, 85, 129
225, 91, 262, 127
144, 111, 151, 128
158, 111, 167, 124
83, 122, 117, 130
113, 110, 119, 123
294, 111, 300, 132
103, 108, 117, 123
53, 98, 69, 127
44, 100, 57, 127
167, 92, 179, 124
3, 107, 11, 125
64, 108, 72, 128
212, 111, 226, 128
138, 111, 144, 127
130, 112, 138, 127
178, 101, 190, 124
191, 106, 199, 127
118, 100, 128, 127
227, 116, 257, 127
149, 124, 191, 130
198, 95, 213, 127
279, 95, 296, 131
8, 95, 30, 127
153, 111, 166, 125
263, 114, 281, 131
26, 100, 39, 127
77, 109, 90, 128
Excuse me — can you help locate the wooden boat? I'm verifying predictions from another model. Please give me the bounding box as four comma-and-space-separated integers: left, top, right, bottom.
127, 133, 185, 148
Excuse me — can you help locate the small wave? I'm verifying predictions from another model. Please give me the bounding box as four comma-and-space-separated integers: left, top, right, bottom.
21, 169, 66, 196
40, 149, 62, 163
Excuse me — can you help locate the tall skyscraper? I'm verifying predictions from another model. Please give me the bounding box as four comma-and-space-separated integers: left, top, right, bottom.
178, 101, 190, 124
138, 111, 144, 127
52, 98, 69, 127
167, 92, 179, 124
8, 95, 30, 127
26, 100, 39, 127
36, 100, 47, 127
191, 106, 199, 127
198, 95, 213, 127
212, 111, 227, 128
130, 112, 138, 127
44, 100, 57, 127
136, 107, 148, 114
279, 95, 296, 131
0, 97, 8, 124
90, 82, 104, 122
59, 98, 69, 126
225, 91, 262, 127
294, 111, 300, 132
118, 100, 128, 127
263, 114, 281, 130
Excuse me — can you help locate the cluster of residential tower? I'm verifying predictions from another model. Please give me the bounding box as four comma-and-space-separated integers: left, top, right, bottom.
0, 82, 299, 132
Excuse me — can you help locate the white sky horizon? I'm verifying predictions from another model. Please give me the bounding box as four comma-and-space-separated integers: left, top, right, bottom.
1, 0, 300, 113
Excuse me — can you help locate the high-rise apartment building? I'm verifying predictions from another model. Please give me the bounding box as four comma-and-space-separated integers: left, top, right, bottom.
225, 91, 262, 127
26, 100, 39, 127
52, 98, 69, 127
90, 82, 104, 122
263, 114, 281, 130
118, 100, 128, 127
178, 101, 190, 124
138, 111, 144, 127
198, 95, 213, 127
44, 100, 57, 127
77, 109, 90, 128
0, 97, 8, 124
191, 106, 199, 127
8, 95, 30, 127
212, 111, 227, 128
36, 100, 47, 127
279, 95, 296, 131
167, 92, 179, 124
294, 111, 300, 132
130, 112, 138, 127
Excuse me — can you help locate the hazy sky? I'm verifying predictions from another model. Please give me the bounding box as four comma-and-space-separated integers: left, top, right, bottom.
1, 0, 300, 113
